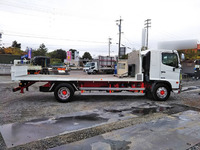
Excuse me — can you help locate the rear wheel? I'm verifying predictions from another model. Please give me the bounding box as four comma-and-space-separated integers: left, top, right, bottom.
152, 83, 170, 101
54, 83, 74, 102
93, 70, 97, 74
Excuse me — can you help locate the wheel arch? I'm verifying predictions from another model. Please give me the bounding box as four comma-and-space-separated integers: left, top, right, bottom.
151, 81, 172, 92
50, 81, 77, 92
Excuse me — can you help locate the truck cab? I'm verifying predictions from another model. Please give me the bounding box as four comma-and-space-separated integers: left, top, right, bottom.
83, 62, 96, 73
87, 62, 98, 74
142, 49, 181, 100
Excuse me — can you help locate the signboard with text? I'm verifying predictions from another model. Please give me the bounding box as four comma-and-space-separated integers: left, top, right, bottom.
67, 51, 71, 61
119, 47, 126, 59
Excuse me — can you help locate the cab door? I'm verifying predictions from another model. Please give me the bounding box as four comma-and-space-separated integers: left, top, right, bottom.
160, 52, 181, 89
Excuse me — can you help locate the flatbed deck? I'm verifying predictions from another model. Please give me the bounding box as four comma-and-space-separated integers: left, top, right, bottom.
11, 65, 143, 82
12, 74, 142, 82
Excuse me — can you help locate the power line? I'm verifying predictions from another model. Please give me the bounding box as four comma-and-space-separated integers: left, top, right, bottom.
122, 35, 142, 50
0, 1, 54, 14
0, 1, 112, 22
4, 32, 107, 44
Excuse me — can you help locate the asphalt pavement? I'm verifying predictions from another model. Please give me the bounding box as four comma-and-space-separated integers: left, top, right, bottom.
0, 74, 200, 149
50, 110, 200, 150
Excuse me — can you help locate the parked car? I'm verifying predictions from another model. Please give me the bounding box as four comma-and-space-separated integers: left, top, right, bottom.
48, 63, 69, 75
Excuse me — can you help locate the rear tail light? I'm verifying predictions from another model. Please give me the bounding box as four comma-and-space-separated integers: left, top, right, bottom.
57, 68, 65, 71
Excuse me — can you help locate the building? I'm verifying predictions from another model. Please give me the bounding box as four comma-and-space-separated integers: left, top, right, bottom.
64, 50, 80, 68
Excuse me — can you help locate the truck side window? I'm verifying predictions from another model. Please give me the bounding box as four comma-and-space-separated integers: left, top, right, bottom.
162, 53, 178, 68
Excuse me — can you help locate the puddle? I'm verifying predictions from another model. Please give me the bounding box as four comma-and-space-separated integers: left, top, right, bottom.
182, 87, 198, 92
0, 113, 109, 148
182, 86, 200, 92
56, 113, 108, 123
132, 104, 200, 116
104, 102, 200, 116
132, 106, 170, 115
165, 104, 200, 115
104, 106, 132, 113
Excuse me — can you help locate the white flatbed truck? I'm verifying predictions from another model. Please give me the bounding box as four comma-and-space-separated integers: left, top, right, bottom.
11, 49, 182, 102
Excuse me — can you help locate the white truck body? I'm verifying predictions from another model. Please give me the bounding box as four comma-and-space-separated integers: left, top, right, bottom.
85, 56, 116, 74
83, 62, 93, 72
12, 49, 181, 102
13, 59, 42, 73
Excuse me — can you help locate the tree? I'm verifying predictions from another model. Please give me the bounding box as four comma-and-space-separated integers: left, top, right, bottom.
0, 47, 5, 54
185, 50, 197, 60
69, 49, 77, 53
50, 58, 62, 65
82, 52, 92, 60
178, 49, 198, 60
47, 49, 66, 62
121, 54, 128, 59
2, 41, 24, 55
3, 47, 25, 55
33, 43, 48, 56
141, 46, 147, 51
12, 40, 21, 49
3, 41, 24, 55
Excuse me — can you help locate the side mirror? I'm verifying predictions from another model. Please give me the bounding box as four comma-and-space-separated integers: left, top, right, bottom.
181, 53, 185, 61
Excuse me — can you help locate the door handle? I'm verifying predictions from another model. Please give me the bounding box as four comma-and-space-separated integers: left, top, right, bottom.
161, 71, 166, 73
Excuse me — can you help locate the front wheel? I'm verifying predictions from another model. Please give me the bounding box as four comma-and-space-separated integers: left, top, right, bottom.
54, 83, 74, 102
152, 83, 170, 101
93, 70, 97, 74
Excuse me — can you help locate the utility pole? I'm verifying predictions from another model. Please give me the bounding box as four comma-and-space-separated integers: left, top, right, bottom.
116, 17, 123, 58
0, 32, 3, 48
144, 19, 151, 50
108, 37, 112, 56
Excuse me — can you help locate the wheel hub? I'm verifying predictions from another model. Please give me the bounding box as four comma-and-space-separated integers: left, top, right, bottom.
62, 90, 67, 95
160, 90, 165, 95
156, 87, 167, 99
58, 87, 70, 100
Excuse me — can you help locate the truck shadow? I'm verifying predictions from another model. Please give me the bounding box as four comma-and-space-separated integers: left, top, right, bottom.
73, 95, 148, 102
13, 92, 179, 104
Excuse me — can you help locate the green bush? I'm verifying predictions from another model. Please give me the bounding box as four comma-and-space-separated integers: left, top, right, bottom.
50, 58, 62, 65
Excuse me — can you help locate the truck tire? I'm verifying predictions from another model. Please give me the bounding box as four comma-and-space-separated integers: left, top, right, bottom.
54, 83, 74, 102
152, 83, 170, 101
93, 70, 97, 74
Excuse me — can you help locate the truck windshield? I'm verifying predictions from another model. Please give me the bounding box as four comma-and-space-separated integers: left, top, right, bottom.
162, 53, 178, 68
85, 62, 92, 67
85, 62, 95, 67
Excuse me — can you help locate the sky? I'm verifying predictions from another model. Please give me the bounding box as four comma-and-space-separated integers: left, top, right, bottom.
0, 0, 200, 57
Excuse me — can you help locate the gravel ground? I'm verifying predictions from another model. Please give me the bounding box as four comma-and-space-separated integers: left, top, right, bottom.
0, 75, 200, 149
